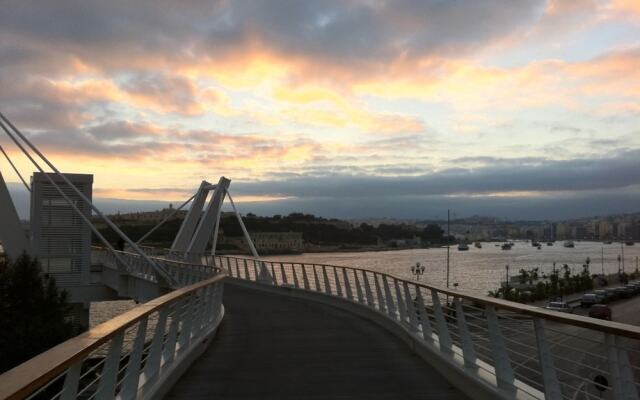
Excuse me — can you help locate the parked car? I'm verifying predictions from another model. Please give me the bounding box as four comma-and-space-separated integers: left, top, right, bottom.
614, 286, 632, 299
605, 287, 620, 301
593, 289, 610, 303
544, 301, 573, 313
625, 284, 640, 295
580, 293, 600, 307
588, 304, 612, 320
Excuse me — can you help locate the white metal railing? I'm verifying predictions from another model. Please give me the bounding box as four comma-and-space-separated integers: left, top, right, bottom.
203, 253, 640, 400
0, 273, 225, 400
92, 246, 222, 288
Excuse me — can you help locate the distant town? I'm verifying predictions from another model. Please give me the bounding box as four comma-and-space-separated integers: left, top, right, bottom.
92, 206, 640, 255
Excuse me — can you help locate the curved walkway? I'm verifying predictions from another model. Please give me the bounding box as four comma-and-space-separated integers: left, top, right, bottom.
167, 283, 467, 400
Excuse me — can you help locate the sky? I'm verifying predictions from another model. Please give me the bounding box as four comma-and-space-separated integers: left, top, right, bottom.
1, 0, 640, 220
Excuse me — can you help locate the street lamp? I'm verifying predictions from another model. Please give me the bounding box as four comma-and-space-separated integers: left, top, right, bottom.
411, 262, 426, 281
505, 264, 510, 290
584, 257, 591, 275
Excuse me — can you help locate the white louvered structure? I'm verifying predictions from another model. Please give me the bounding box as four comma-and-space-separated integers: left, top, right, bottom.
30, 172, 93, 288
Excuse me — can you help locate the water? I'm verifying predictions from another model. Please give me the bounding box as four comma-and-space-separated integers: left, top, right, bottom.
90, 241, 640, 326
264, 241, 640, 296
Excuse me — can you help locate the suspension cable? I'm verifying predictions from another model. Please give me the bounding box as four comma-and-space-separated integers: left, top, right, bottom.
0, 113, 175, 286
0, 112, 175, 285
225, 189, 259, 258
136, 193, 196, 245
0, 144, 30, 192
0, 117, 125, 265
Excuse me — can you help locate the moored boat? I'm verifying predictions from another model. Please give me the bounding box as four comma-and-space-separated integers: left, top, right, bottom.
563, 240, 575, 248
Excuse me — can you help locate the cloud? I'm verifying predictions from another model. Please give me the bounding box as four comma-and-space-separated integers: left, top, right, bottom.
231, 150, 640, 198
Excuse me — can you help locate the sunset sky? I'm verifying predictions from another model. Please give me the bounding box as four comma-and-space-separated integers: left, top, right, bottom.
1, 0, 640, 220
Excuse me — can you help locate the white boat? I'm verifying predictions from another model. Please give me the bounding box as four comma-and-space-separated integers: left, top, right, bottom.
474, 241, 482, 249
563, 241, 575, 248
458, 243, 469, 251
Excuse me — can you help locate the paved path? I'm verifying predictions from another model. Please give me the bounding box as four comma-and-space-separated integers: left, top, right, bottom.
167, 283, 467, 400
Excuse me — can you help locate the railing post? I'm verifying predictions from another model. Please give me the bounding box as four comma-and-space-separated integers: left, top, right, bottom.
374, 273, 387, 313
60, 359, 83, 400
163, 299, 184, 366
313, 264, 322, 292
394, 279, 407, 323
178, 292, 197, 352
333, 267, 343, 297
382, 276, 396, 318
362, 271, 374, 307
280, 263, 288, 285
292, 264, 300, 288
606, 333, 639, 400
454, 298, 477, 369
485, 305, 515, 392
193, 285, 210, 335
415, 288, 433, 342
120, 317, 149, 399
301, 264, 310, 290
243, 259, 250, 281
403, 282, 418, 331
533, 318, 562, 400
95, 331, 124, 400
322, 266, 332, 295
353, 269, 364, 303
342, 268, 353, 300
431, 289, 452, 353
235, 258, 241, 279
143, 307, 168, 381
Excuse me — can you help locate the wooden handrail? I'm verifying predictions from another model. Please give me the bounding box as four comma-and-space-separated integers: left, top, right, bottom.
0, 273, 226, 400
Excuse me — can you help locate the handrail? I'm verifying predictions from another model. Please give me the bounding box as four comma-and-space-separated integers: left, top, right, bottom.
0, 273, 226, 400
194, 251, 640, 340
206, 251, 640, 400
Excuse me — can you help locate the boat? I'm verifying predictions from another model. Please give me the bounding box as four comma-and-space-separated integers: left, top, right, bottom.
603, 240, 612, 245
626, 241, 635, 246
546, 242, 553, 246
474, 241, 482, 249
563, 241, 575, 248
501, 243, 513, 250
531, 241, 540, 247
458, 243, 469, 251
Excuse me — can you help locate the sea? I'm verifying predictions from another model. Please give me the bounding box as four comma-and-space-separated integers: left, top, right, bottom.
91, 241, 640, 326
264, 241, 640, 296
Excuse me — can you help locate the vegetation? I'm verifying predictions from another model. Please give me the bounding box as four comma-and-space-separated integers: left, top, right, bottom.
489, 265, 640, 304
94, 212, 450, 249
488, 264, 594, 303
0, 254, 75, 373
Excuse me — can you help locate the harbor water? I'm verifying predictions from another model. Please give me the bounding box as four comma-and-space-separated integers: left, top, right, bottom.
92, 241, 640, 326
264, 241, 640, 296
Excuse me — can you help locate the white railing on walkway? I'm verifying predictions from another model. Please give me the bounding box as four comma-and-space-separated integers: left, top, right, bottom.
203, 253, 640, 400
92, 247, 222, 288
0, 273, 225, 400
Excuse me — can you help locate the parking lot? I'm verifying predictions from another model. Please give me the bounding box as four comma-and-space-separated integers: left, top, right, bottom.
569, 281, 640, 325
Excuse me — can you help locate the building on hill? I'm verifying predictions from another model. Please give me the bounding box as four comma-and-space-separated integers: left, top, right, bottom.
110, 204, 188, 225
220, 231, 304, 254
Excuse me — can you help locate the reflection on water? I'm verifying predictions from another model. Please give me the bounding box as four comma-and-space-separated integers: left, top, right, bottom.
264, 241, 640, 296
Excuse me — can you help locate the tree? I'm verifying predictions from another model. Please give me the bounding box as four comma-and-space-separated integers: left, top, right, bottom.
0, 253, 75, 373
421, 224, 444, 242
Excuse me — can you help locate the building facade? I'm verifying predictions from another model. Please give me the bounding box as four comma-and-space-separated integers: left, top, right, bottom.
30, 173, 93, 287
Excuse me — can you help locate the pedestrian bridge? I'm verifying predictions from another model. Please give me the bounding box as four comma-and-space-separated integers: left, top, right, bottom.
1, 247, 640, 400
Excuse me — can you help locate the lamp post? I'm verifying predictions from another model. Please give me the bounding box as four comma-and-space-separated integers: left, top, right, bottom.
585, 257, 591, 275
505, 264, 510, 290
411, 262, 425, 281
617, 255, 622, 276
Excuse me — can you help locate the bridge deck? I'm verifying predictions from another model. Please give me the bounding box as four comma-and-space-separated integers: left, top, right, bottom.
167, 283, 467, 400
